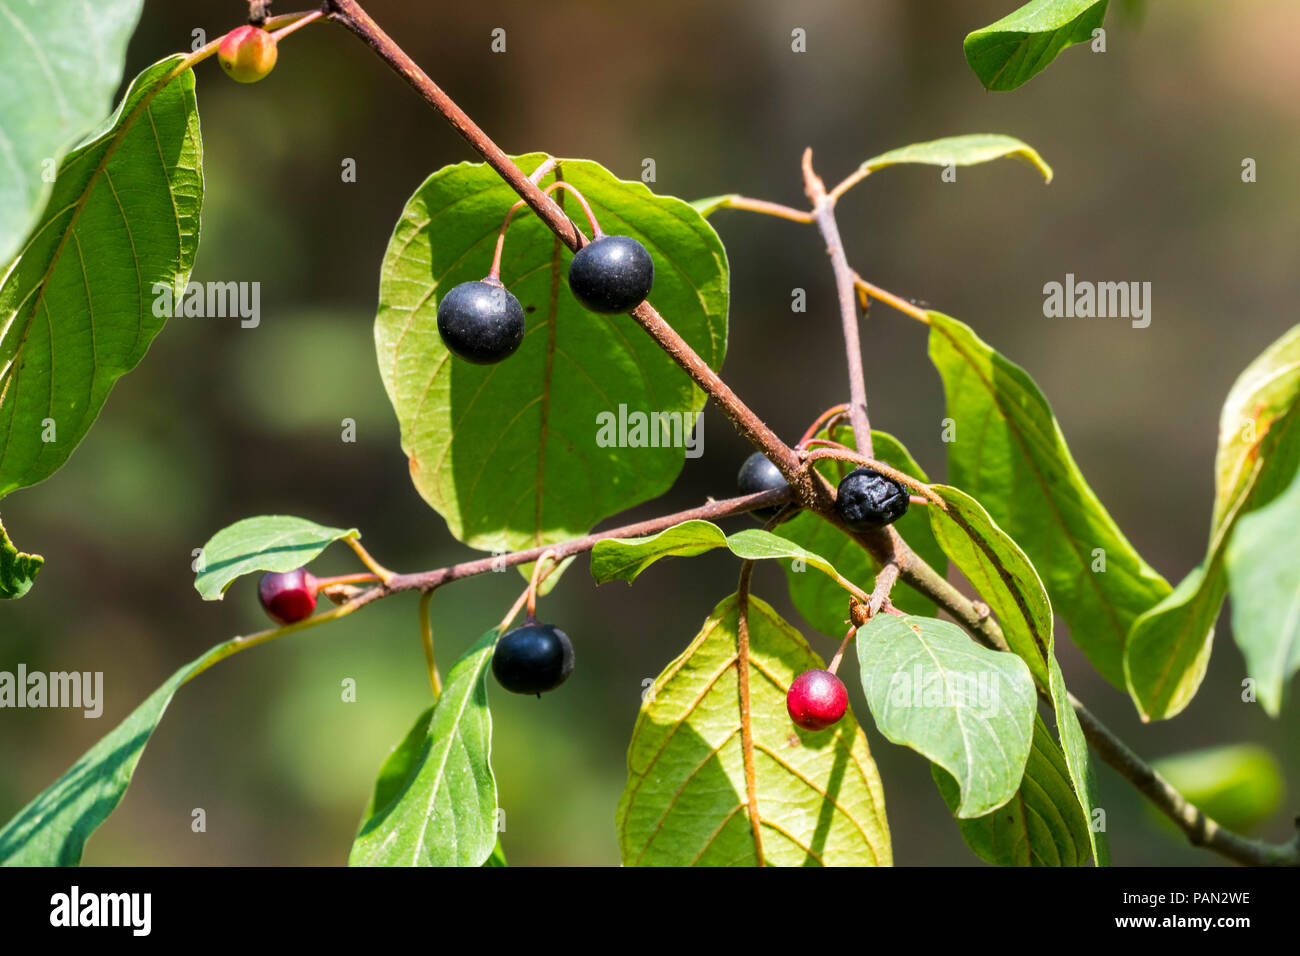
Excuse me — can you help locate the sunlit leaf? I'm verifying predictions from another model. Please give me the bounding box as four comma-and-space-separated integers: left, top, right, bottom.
618, 592, 890, 866
194, 515, 357, 600
0, 56, 203, 497
351, 629, 498, 867
965, 0, 1108, 92
375, 154, 728, 590
1127, 324, 1300, 720
856, 613, 1036, 818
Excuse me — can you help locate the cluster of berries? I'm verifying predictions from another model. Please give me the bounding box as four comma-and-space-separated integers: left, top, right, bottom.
437, 182, 655, 365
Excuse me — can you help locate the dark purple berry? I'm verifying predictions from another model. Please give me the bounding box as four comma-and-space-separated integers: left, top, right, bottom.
835, 467, 909, 531
258, 568, 318, 625
436, 279, 526, 364
787, 669, 848, 731
736, 451, 789, 520
567, 235, 654, 314
492, 623, 574, 695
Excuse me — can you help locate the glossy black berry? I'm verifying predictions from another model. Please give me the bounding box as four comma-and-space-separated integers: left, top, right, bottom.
835, 467, 909, 531
258, 568, 318, 625
567, 235, 654, 314
492, 623, 575, 695
737, 451, 789, 520
436, 279, 526, 364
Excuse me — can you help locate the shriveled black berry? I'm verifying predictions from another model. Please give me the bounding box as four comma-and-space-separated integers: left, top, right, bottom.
436, 279, 526, 364
567, 235, 654, 314
736, 451, 789, 520
835, 467, 909, 531
492, 623, 574, 695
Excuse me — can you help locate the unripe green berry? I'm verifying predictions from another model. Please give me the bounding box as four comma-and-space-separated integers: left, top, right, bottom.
219, 25, 278, 84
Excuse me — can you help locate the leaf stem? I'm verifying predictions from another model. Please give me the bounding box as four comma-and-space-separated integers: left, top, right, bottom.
851, 271, 930, 323
735, 561, 765, 866
345, 536, 396, 584
418, 590, 442, 699
710, 195, 815, 223
827, 624, 857, 675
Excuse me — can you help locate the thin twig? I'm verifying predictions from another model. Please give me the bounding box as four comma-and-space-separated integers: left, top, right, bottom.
803, 149, 872, 459
417, 590, 441, 698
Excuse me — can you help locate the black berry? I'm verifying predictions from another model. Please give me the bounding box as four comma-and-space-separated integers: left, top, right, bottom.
834, 467, 909, 531
736, 451, 789, 520
436, 279, 526, 364
787, 669, 848, 731
567, 235, 654, 314
258, 568, 318, 625
492, 623, 574, 695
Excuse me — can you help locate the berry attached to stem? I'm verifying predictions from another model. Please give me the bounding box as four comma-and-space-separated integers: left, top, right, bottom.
568, 235, 654, 314
492, 623, 575, 695
436, 279, 526, 364
258, 568, 318, 625
786, 669, 848, 731
219, 26, 279, 83
834, 467, 909, 531
736, 451, 789, 520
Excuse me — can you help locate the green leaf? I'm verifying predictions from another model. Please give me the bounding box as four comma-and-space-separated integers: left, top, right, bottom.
856, 134, 1053, 183
0, 636, 239, 865
856, 613, 1036, 818
928, 485, 1052, 687
484, 840, 508, 867
358, 705, 435, 824
375, 154, 728, 589
0, 515, 42, 599
933, 716, 1091, 866
1151, 745, 1283, 834
0, 56, 203, 498
590, 518, 850, 593
1226, 461, 1300, 716
928, 310, 1170, 690
925, 483, 1108, 864
194, 515, 357, 600
618, 592, 891, 866
351, 629, 498, 867
780, 428, 945, 634
0, 0, 145, 263
1127, 325, 1300, 720
964, 0, 1108, 92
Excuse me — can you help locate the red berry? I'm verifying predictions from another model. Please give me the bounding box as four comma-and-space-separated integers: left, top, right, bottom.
786, 669, 848, 731
258, 568, 318, 624
219, 25, 278, 84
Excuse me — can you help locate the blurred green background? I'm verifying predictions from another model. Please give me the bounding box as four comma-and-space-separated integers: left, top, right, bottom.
2, 0, 1298, 865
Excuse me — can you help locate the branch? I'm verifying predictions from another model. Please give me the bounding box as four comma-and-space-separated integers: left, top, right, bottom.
320, 0, 1296, 867
840, 517, 1300, 866
1070, 697, 1300, 867
803, 149, 872, 458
